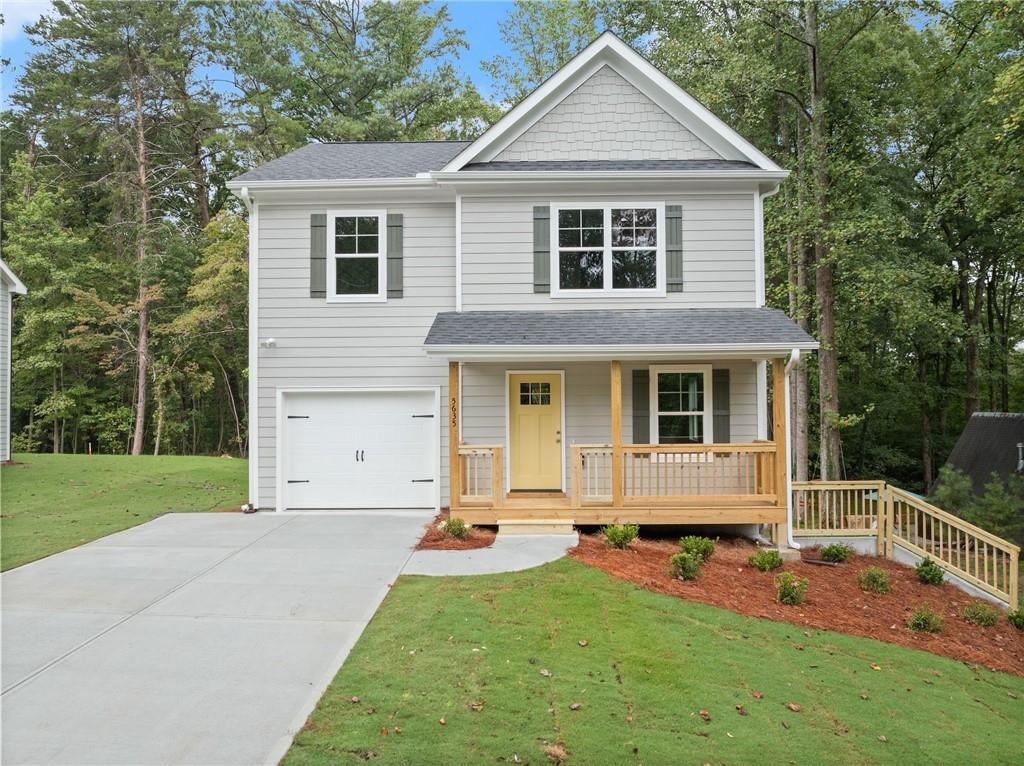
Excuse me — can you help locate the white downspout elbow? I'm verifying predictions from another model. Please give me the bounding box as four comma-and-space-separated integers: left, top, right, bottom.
783, 348, 802, 549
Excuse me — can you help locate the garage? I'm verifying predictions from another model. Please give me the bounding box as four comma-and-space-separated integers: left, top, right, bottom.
280, 389, 438, 510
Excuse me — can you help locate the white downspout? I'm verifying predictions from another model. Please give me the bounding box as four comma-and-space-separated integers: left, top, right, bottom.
240, 186, 259, 510
784, 348, 801, 549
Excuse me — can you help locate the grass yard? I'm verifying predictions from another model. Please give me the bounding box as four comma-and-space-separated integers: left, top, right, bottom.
1, 453, 247, 570
287, 558, 1024, 766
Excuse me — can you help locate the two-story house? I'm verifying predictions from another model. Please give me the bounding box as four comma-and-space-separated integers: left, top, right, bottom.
229, 33, 817, 542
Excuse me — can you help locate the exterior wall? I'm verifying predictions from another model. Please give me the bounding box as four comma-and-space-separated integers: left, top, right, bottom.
255, 203, 456, 509
1, 282, 10, 462
495, 66, 720, 162
461, 193, 756, 310
461, 360, 759, 490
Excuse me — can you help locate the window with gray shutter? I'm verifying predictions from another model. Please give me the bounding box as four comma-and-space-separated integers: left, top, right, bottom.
632, 369, 650, 443
712, 368, 730, 442
666, 204, 683, 292
533, 206, 550, 293
387, 213, 403, 298
310, 213, 326, 298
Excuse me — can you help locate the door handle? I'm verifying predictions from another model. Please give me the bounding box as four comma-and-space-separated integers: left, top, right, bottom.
355, 449, 359, 462
360, 450, 365, 462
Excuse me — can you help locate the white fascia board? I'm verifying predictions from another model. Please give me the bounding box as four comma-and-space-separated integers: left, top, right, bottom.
424, 341, 819, 362
432, 170, 788, 185
226, 177, 438, 194
0, 259, 27, 294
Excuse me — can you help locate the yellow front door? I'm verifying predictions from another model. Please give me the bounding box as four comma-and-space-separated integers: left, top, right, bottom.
509, 373, 562, 490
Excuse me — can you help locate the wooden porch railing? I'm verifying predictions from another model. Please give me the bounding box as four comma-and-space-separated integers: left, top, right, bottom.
793, 481, 1020, 608
456, 445, 503, 509
572, 443, 779, 507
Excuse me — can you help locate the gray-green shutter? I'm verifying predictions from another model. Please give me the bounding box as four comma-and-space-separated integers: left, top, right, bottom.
632, 369, 650, 443
387, 213, 403, 298
712, 368, 730, 442
666, 204, 683, 292
310, 213, 326, 298
533, 206, 551, 293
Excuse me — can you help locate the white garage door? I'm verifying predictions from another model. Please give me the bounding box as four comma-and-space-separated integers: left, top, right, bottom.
282, 390, 437, 510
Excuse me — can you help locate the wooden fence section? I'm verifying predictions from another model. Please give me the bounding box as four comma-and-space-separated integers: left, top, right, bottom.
456, 445, 502, 509
793, 481, 1019, 608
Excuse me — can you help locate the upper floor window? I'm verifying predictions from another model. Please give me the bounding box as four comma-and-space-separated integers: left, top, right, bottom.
551, 203, 665, 297
328, 209, 387, 302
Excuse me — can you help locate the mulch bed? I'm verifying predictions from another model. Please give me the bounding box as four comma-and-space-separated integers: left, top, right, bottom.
570, 533, 1024, 677
415, 511, 497, 551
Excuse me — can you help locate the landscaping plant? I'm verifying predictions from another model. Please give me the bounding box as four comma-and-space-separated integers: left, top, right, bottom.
602, 524, 640, 549
748, 549, 783, 572
775, 572, 809, 605
441, 517, 471, 539
961, 601, 1000, 627
670, 551, 701, 580
907, 605, 943, 633
820, 542, 853, 563
679, 535, 716, 562
857, 567, 892, 594
916, 557, 945, 585
1008, 610, 1024, 630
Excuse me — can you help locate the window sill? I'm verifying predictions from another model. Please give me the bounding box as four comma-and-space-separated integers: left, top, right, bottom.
325, 294, 388, 304
550, 289, 667, 299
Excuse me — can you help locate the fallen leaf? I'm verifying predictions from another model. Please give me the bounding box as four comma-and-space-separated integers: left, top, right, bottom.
578, 639, 589, 647
735, 704, 748, 716
878, 735, 888, 743
439, 718, 446, 726
540, 669, 552, 678
785, 702, 802, 713
569, 703, 582, 711
699, 709, 711, 722
726, 732, 734, 738
380, 727, 389, 737
860, 694, 870, 700
752, 691, 764, 699
781, 721, 790, 729
393, 726, 401, 734
468, 701, 484, 712
350, 696, 361, 704
870, 663, 881, 671
726, 635, 735, 641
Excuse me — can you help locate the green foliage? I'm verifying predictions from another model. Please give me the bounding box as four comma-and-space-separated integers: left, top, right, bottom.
931, 467, 1024, 547
678, 535, 716, 562
907, 605, 943, 633
916, 558, 945, 586
960, 601, 1000, 627
857, 567, 892, 594
670, 552, 701, 580
821, 543, 853, 563
775, 572, 809, 605
602, 524, 639, 549
441, 517, 470, 540
1008, 610, 1024, 630
748, 549, 784, 572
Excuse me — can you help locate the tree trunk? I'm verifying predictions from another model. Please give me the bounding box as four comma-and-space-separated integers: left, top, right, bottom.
130, 45, 151, 456
918, 353, 933, 489
51, 373, 60, 454
153, 377, 164, 456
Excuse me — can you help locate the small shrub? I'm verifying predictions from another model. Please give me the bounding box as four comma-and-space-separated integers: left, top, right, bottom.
1008, 610, 1024, 630
441, 517, 470, 539
857, 567, 892, 594
820, 542, 853, 563
907, 605, 943, 633
916, 557, 945, 586
679, 535, 716, 562
748, 549, 784, 572
602, 524, 640, 549
775, 572, 809, 605
960, 601, 1000, 627
670, 552, 702, 580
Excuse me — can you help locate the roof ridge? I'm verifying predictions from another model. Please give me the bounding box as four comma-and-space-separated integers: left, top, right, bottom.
318, 139, 472, 145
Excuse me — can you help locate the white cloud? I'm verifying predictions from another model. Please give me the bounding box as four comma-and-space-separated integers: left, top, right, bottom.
1, 0, 53, 44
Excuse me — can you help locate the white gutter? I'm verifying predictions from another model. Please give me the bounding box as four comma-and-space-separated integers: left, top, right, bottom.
240, 186, 259, 509
226, 177, 437, 193
784, 348, 802, 550
431, 170, 790, 185
425, 341, 819, 362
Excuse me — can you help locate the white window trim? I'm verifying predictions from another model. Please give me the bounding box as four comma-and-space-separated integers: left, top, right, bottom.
649, 364, 713, 446
549, 201, 666, 298
326, 208, 388, 303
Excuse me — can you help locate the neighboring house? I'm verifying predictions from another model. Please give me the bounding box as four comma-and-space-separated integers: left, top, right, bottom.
0, 257, 28, 463
228, 33, 818, 537
939, 412, 1024, 495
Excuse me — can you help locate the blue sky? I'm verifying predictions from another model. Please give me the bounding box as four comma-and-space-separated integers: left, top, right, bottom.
1, 0, 516, 108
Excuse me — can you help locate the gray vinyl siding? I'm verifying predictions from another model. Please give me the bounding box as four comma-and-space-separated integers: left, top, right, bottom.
255, 203, 455, 509
461, 194, 756, 309
1, 284, 10, 462
460, 360, 758, 490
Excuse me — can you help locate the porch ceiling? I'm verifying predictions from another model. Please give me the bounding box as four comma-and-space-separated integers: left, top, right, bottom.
423, 308, 818, 361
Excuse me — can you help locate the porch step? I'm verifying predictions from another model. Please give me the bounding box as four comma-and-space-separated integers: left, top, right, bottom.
498, 519, 576, 536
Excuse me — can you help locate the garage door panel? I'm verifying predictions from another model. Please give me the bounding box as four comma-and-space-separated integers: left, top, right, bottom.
283, 391, 436, 510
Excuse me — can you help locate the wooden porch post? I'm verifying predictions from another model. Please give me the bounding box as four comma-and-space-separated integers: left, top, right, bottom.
448, 361, 460, 511
771, 358, 789, 544
611, 360, 623, 507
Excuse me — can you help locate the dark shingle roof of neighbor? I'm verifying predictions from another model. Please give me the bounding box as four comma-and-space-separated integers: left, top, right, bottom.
941, 412, 1024, 495
461, 159, 759, 171
232, 140, 471, 183
424, 308, 818, 348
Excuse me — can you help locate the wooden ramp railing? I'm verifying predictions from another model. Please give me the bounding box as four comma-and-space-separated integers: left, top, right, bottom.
793, 481, 1020, 608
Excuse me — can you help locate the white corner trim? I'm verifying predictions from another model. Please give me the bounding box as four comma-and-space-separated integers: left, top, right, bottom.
455, 194, 463, 312
242, 187, 259, 508
754, 185, 780, 308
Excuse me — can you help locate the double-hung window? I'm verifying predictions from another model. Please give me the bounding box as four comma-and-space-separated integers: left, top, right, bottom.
327, 209, 387, 302
649, 365, 712, 445
551, 203, 665, 296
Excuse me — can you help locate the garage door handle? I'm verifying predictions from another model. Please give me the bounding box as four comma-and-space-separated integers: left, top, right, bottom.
412, 414, 434, 418
287, 480, 310, 484
360, 450, 365, 462
411, 479, 434, 483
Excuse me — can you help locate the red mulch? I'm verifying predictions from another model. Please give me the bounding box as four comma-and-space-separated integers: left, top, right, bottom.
569, 533, 1024, 677
416, 511, 497, 551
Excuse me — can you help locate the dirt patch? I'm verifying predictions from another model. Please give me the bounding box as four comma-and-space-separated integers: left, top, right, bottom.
570, 533, 1024, 677
416, 511, 497, 551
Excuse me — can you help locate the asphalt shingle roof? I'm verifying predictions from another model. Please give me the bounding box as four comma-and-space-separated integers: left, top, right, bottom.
424, 308, 818, 348
232, 141, 471, 183
941, 412, 1024, 495
461, 159, 759, 171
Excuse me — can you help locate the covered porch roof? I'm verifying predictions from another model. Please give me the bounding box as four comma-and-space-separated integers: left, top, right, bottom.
424, 308, 818, 361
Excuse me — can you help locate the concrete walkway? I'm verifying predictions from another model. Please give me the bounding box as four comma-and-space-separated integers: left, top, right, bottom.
403, 532, 578, 576
1, 511, 431, 766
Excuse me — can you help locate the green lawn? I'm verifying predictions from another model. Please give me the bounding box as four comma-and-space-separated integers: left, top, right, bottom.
287, 558, 1024, 766
1, 453, 247, 570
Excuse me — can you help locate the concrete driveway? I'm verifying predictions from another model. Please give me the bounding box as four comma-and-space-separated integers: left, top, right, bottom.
1, 511, 431, 766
